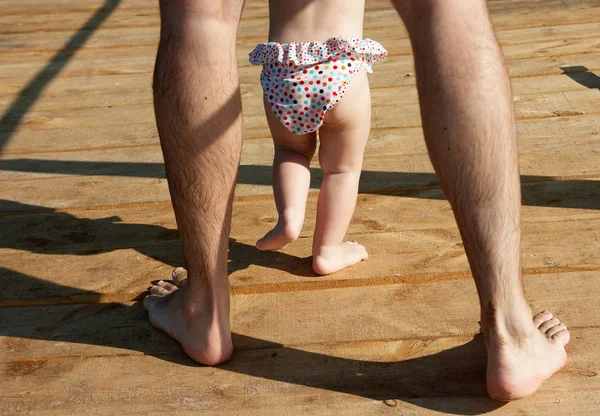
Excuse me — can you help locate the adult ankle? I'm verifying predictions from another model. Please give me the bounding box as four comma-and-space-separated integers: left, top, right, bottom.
183, 279, 230, 318
482, 300, 534, 340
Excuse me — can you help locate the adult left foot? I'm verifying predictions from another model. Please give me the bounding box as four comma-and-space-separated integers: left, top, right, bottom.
143, 269, 233, 365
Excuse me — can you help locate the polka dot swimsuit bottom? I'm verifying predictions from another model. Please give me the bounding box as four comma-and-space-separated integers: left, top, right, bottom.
249, 37, 387, 135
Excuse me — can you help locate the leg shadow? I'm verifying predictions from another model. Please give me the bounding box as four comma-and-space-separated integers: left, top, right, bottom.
228, 238, 314, 277
0, 199, 313, 301
0, 0, 122, 152
0, 161, 597, 210
560, 66, 600, 90
0, 271, 503, 414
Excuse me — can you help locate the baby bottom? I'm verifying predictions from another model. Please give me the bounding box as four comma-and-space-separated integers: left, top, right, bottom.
255, 71, 372, 275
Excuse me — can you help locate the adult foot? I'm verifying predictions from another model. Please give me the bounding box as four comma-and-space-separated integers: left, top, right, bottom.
256, 220, 301, 251
486, 310, 570, 400
143, 271, 233, 365
312, 241, 368, 275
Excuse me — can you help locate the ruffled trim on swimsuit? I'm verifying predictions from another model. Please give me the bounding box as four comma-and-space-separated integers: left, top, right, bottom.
249, 36, 387, 70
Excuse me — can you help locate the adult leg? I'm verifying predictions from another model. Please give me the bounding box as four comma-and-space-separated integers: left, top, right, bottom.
144, 0, 245, 365
312, 71, 370, 275
392, 0, 569, 400
256, 99, 317, 251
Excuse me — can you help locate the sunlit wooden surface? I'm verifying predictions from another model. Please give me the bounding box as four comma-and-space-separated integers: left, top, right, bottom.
1, 0, 599, 414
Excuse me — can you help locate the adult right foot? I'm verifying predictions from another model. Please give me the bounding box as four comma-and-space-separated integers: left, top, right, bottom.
486, 310, 570, 400
143, 269, 233, 365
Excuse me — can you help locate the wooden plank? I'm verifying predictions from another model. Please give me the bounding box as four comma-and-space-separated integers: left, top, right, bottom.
495, 22, 600, 46
0, 0, 597, 15
0, 34, 594, 82
1, 116, 598, 209
371, 55, 600, 91
0, 161, 598, 212
2, 389, 599, 415
0, 160, 597, 212
1, 179, 598, 251
0, 173, 174, 211
0, 146, 166, 181
2, 38, 600, 96
364, 87, 600, 129
488, 0, 600, 14
499, 37, 600, 61
1, 18, 598, 56
1, 203, 598, 302
0, 0, 154, 14
2, 99, 597, 156
2, 0, 598, 30
2, 77, 599, 140
0, 327, 598, 415
4, 65, 600, 114
0, 7, 398, 41
2, 43, 599, 86
1, 111, 599, 177
3, 2, 600, 36
0, 0, 387, 15
0, 122, 159, 154
1, 1, 598, 415
507, 53, 600, 78
1, 270, 598, 358
490, 5, 600, 29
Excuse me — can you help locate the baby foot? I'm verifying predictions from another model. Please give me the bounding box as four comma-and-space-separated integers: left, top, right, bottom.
312, 241, 368, 275
256, 220, 301, 251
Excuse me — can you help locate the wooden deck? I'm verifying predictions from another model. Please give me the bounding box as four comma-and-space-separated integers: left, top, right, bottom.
1, 0, 599, 414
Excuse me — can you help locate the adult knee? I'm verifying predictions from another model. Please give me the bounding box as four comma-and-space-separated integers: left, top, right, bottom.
159, 0, 243, 25
396, 0, 490, 21
392, 0, 436, 22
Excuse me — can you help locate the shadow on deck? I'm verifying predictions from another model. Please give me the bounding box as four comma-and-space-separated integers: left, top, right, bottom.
1, 267, 503, 415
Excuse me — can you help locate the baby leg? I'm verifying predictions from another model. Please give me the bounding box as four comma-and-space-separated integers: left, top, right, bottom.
312, 71, 371, 275
256, 97, 317, 251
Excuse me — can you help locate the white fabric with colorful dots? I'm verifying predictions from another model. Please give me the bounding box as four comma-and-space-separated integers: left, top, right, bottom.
249, 37, 387, 135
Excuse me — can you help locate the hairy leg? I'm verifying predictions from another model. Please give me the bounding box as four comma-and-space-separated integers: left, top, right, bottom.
256, 99, 317, 251
145, 0, 245, 365
393, 0, 569, 399
312, 71, 370, 275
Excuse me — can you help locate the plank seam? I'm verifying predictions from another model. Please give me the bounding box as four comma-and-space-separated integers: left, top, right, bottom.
2, 32, 598, 57
4, 109, 600, 136
2, 67, 598, 115
2, 50, 598, 85
3, 16, 600, 36
1, 264, 598, 307
2, 13, 600, 38
0, 172, 599, 216
2, 215, 600, 255
0, 326, 597, 364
